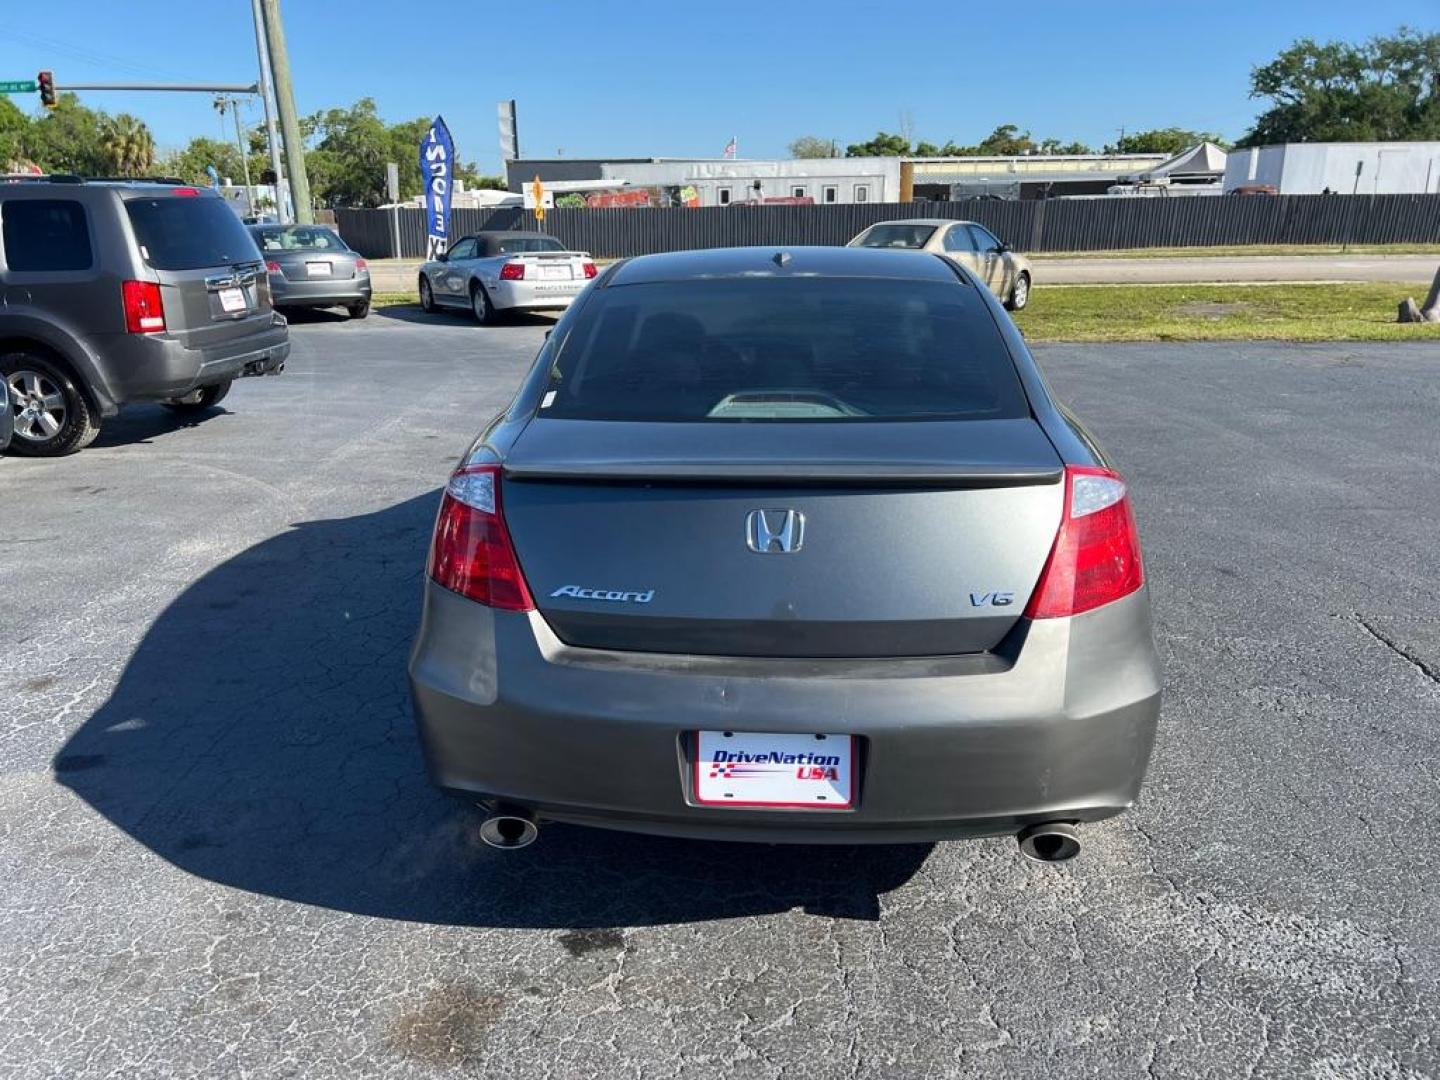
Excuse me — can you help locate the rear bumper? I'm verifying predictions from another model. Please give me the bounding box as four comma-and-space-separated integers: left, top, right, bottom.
408, 584, 1162, 843
487, 277, 585, 311
84, 314, 290, 405
270, 274, 372, 307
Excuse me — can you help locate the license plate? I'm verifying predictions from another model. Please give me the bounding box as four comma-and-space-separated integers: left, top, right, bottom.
217, 287, 247, 313
305, 261, 332, 276
539, 264, 570, 280
694, 731, 854, 809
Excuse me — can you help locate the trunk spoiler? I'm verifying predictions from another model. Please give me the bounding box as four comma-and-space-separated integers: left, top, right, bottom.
503, 461, 1062, 487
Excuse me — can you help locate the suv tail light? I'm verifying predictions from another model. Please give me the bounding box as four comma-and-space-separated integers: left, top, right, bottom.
1025, 465, 1144, 619
581, 261, 598, 279
122, 280, 166, 334
500, 262, 526, 280
264, 260, 283, 275
427, 465, 534, 611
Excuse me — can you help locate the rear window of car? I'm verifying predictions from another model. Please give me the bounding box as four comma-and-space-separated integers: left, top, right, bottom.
541, 277, 1028, 422
125, 196, 260, 270
493, 236, 565, 254
2, 199, 92, 272
251, 225, 348, 252
850, 224, 938, 249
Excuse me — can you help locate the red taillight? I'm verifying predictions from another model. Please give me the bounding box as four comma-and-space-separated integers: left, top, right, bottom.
500, 262, 526, 280
354, 257, 368, 271
122, 280, 166, 334
427, 465, 534, 611
581, 261, 598, 279
265, 260, 283, 275
1024, 465, 1144, 619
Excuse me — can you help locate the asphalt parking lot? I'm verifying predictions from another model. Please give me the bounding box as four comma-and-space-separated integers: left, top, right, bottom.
2, 308, 1437, 1079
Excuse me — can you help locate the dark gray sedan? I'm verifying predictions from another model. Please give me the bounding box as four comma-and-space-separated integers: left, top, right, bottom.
250, 225, 372, 318
408, 246, 1160, 860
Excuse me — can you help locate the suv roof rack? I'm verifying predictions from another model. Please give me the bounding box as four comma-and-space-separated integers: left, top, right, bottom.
2, 173, 84, 184
3, 174, 192, 186
83, 176, 190, 185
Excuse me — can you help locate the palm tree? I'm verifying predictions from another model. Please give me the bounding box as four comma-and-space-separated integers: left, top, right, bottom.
101, 114, 156, 177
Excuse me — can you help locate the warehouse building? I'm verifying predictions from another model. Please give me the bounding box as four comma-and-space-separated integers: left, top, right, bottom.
507, 157, 900, 206
1224, 142, 1440, 195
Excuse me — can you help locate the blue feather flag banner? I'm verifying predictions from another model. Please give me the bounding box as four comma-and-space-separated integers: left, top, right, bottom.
420, 116, 455, 259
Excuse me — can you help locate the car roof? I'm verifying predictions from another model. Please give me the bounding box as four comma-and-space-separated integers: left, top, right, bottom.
862, 218, 976, 228
608, 245, 965, 286
474, 231, 556, 241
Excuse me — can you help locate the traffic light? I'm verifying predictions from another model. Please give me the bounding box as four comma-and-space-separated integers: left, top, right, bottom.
37, 71, 55, 109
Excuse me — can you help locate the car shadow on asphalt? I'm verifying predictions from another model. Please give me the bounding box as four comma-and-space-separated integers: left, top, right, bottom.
53, 493, 930, 926
374, 304, 558, 328
90, 404, 233, 448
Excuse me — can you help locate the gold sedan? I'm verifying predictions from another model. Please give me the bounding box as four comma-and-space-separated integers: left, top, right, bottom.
847, 219, 1033, 310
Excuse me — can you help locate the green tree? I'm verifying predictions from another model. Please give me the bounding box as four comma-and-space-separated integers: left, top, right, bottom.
306, 97, 393, 206
160, 136, 250, 186
970, 124, 1037, 155
788, 135, 835, 158
100, 113, 156, 177
1106, 128, 1226, 154
1, 97, 31, 170
1039, 138, 1095, 155
845, 131, 911, 157
1238, 27, 1440, 146
21, 93, 110, 175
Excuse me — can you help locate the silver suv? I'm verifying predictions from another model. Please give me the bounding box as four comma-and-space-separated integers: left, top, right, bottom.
0, 177, 289, 456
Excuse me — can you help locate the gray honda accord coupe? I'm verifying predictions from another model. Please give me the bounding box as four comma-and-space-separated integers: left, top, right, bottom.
408, 246, 1161, 861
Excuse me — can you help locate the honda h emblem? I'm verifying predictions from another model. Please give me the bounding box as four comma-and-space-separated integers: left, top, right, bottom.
746, 509, 805, 554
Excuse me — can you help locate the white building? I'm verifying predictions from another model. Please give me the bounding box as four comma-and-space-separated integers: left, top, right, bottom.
1224, 142, 1440, 195
509, 157, 899, 206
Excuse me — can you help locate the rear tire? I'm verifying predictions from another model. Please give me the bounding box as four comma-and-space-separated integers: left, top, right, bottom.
1, 351, 101, 457
419, 275, 436, 313
1006, 272, 1031, 312
347, 300, 371, 319
471, 283, 498, 326
163, 380, 232, 412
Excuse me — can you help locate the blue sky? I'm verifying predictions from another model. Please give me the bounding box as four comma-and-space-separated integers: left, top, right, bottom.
1, 1, 1430, 172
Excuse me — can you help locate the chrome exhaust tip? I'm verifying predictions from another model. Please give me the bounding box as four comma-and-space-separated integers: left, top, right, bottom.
478, 805, 538, 850
1017, 822, 1081, 863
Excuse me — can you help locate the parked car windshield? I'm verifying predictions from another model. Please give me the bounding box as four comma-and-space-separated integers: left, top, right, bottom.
542, 278, 1027, 422
494, 236, 566, 254
125, 196, 261, 270
251, 225, 349, 252
849, 224, 938, 249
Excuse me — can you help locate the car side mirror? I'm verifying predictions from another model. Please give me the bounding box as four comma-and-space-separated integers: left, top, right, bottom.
991, 243, 1008, 254
435, 250, 448, 262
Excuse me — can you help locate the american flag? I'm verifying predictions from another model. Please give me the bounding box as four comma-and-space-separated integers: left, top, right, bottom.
723, 136, 737, 159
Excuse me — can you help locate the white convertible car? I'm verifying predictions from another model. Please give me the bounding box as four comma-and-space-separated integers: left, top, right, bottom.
417, 231, 598, 324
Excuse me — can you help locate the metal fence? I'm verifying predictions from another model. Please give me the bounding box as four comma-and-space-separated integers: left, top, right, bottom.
335, 195, 1440, 260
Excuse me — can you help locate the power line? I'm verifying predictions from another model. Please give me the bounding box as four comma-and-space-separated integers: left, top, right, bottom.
5, 29, 207, 84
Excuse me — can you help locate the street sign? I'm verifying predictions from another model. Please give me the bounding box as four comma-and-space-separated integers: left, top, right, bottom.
0, 80, 38, 94
530, 175, 547, 222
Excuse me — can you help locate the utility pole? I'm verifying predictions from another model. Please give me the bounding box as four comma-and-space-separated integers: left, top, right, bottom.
215, 96, 255, 210
259, 0, 313, 224
250, 0, 287, 221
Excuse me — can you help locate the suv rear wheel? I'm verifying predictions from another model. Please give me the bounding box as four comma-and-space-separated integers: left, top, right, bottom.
163, 380, 232, 412
1, 351, 101, 457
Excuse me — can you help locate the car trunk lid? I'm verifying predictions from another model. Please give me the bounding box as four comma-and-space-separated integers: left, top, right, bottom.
501, 418, 1064, 658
